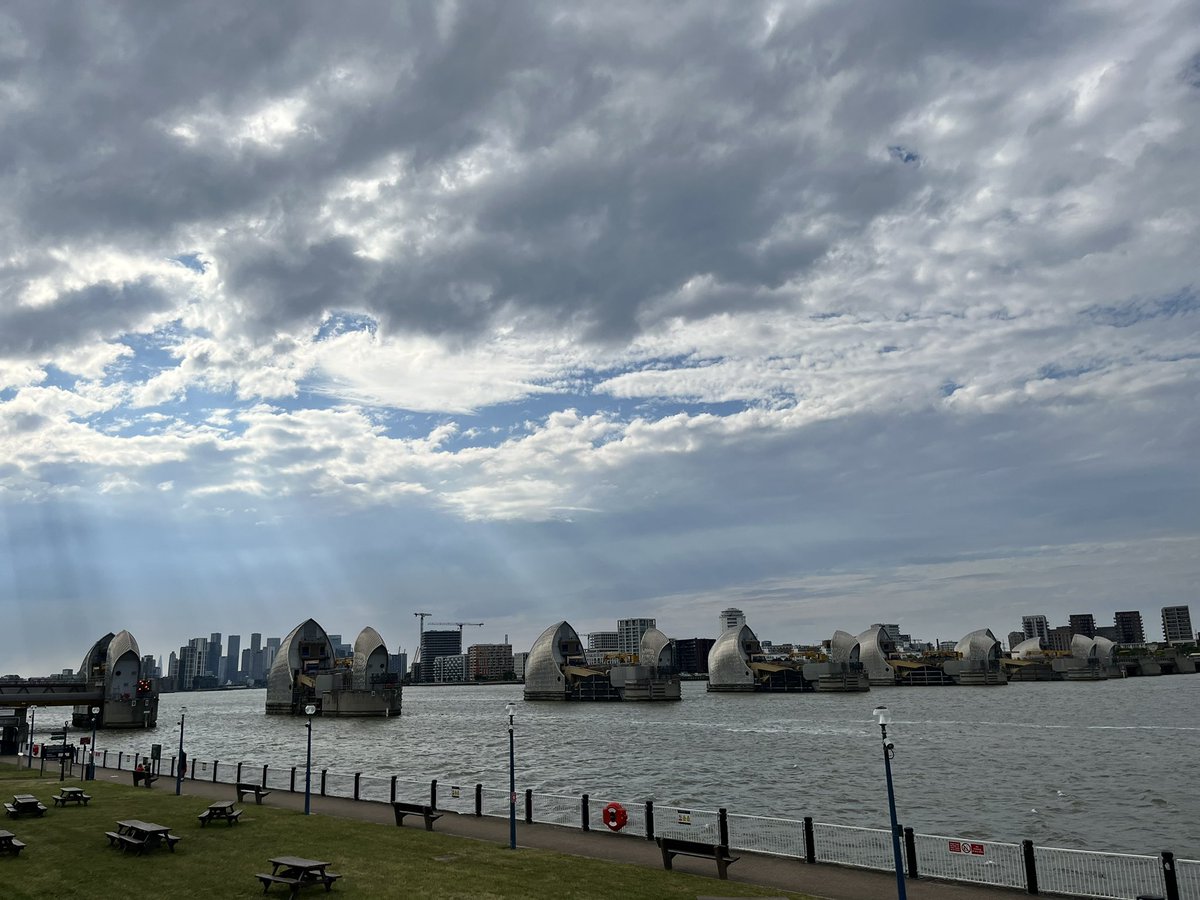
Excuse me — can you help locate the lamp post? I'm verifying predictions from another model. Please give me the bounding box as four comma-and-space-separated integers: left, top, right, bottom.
873, 705, 907, 900
304, 704, 316, 815
88, 706, 100, 781
26, 705, 36, 769
175, 705, 187, 796
506, 701, 516, 850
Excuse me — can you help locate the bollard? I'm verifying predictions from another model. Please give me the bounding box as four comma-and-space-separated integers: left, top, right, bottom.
321, 769, 328, 796
581, 794, 590, 832
803, 817, 815, 864
290, 767, 297, 793
904, 826, 919, 879
431, 779, 438, 811
1022, 839, 1039, 895
525, 788, 533, 824
390, 776, 397, 804
718, 808, 729, 847
645, 800, 655, 841
475, 783, 483, 817
354, 773, 361, 801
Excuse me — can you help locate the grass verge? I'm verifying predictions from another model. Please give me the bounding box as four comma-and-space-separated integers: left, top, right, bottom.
0, 767, 809, 899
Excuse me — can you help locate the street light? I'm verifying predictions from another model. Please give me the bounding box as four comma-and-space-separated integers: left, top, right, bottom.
88, 706, 100, 781
506, 701, 516, 850
304, 704, 317, 815
26, 705, 36, 769
175, 705, 187, 796
872, 706, 907, 900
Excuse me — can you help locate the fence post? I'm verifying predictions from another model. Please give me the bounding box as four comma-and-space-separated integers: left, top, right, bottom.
803, 816, 815, 864
904, 826, 919, 879
261, 764, 268, 787
169, 756, 175, 777
320, 769, 327, 796
354, 772, 361, 801
118, 751, 123, 770
524, 788, 533, 824
102, 750, 109, 768
212, 761, 218, 783
236, 762, 243, 782
645, 800, 655, 841
430, 779, 438, 811
1022, 839, 1039, 895
1161, 850, 1179, 900
390, 776, 397, 803
290, 767, 296, 793
475, 783, 483, 817
718, 808, 729, 847
581, 794, 590, 831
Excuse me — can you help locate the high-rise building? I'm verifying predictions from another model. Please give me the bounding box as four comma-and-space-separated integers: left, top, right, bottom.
1161, 606, 1193, 643
207, 633, 222, 677
433, 653, 468, 683
265, 636, 281, 672
468, 644, 513, 680
1021, 615, 1050, 641
419, 629, 462, 683
178, 638, 208, 691
719, 608, 746, 632
1095, 625, 1120, 642
225, 634, 241, 683
618, 618, 656, 655
588, 632, 619, 652
674, 637, 716, 674
1047, 625, 1073, 652
513, 651, 529, 681
1113, 611, 1145, 645
1006, 631, 1024, 652
1068, 615, 1096, 638
388, 650, 408, 677
249, 633, 264, 681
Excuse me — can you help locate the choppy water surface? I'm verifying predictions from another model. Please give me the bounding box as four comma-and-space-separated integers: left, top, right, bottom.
82, 676, 1199, 856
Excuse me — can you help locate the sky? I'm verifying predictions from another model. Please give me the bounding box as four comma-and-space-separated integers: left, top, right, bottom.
2, 1, 1198, 676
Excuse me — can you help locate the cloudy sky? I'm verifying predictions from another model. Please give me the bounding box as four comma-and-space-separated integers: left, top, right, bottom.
2, 1, 1198, 675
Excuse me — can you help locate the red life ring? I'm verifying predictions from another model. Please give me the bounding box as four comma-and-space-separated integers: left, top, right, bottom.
32, 744, 40, 757
603, 801, 628, 832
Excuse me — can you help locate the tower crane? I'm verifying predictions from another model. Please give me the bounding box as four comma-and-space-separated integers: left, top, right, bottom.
429, 621, 485, 638
414, 612, 432, 657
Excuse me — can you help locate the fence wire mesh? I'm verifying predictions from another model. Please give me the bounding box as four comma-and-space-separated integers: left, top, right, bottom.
913, 832, 1025, 890
727, 813, 805, 859
358, 774, 391, 804
654, 804, 721, 843
1034, 846, 1163, 900
812, 821, 895, 872
391, 777, 430, 805
479, 787, 513, 818
585, 796, 645, 837
530, 792, 582, 828
1176, 857, 1200, 900
435, 782, 476, 815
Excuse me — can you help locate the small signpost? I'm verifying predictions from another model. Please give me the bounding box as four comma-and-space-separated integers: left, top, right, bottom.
948, 840, 985, 856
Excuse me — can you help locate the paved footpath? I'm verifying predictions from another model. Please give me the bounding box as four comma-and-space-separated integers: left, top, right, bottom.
71, 763, 1032, 900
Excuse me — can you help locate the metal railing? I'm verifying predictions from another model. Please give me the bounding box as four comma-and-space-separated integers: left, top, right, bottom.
87, 743, 1193, 899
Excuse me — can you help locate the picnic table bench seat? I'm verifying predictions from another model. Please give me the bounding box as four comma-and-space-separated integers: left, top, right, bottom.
7, 838, 25, 855
53, 792, 91, 806
113, 833, 147, 854
655, 835, 740, 880
391, 800, 442, 831
237, 783, 273, 804
255, 870, 341, 895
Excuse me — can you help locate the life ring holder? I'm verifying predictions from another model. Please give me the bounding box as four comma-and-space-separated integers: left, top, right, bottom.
603, 801, 628, 832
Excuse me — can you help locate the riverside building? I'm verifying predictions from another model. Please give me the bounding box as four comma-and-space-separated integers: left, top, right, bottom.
1161, 605, 1193, 643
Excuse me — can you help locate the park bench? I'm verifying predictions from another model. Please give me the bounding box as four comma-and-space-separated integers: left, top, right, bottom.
237, 782, 273, 804
655, 835, 740, 880
132, 771, 158, 788
391, 800, 442, 831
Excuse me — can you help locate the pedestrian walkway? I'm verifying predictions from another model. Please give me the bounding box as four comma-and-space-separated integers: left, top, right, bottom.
82, 764, 1027, 900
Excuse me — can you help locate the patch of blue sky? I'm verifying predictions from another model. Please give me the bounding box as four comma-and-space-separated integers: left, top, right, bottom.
315, 311, 377, 341
170, 252, 207, 273
1037, 361, 1102, 381
89, 385, 247, 437
40, 363, 80, 391
1084, 287, 1198, 327
0, 387, 18, 402
102, 326, 185, 387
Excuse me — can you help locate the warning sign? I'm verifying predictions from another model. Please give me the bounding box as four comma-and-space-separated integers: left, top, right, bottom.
451, 786, 460, 799
948, 840, 985, 855
677, 811, 692, 825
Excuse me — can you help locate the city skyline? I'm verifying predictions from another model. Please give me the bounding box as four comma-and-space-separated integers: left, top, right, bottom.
3, 3, 1198, 675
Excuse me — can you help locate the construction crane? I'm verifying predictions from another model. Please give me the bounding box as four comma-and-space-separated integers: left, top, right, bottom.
413, 612, 432, 655
429, 621, 485, 640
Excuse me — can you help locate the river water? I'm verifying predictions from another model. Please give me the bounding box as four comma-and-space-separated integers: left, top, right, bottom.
71, 675, 1199, 857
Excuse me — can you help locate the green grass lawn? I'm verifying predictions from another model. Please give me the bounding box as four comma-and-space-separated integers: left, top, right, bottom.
0, 768, 807, 899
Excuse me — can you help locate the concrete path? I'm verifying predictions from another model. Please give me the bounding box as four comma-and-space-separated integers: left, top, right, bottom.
70, 763, 1030, 900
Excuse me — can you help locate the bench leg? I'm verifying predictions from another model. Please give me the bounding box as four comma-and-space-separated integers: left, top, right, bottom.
716, 858, 727, 879
424, 816, 434, 831
661, 847, 673, 870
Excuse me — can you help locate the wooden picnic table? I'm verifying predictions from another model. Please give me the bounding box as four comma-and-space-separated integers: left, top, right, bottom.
198, 800, 242, 826
53, 786, 91, 807
110, 820, 181, 853
4, 795, 47, 818
0, 829, 27, 856
257, 855, 341, 895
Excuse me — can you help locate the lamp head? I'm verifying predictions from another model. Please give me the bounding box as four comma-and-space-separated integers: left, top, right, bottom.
304, 704, 317, 716
505, 702, 515, 718
180, 705, 187, 715
872, 705, 891, 726
91, 706, 99, 715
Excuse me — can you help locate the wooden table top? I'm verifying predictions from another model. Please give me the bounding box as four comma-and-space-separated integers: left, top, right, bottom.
270, 856, 330, 871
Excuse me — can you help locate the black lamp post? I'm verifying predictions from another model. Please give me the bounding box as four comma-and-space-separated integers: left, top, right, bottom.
88, 706, 99, 781
175, 705, 187, 796
304, 704, 316, 815
26, 705, 36, 769
506, 701, 516, 850
873, 705, 907, 900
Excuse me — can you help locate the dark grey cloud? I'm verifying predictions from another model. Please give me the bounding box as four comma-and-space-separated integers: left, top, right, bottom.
0, 278, 170, 356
